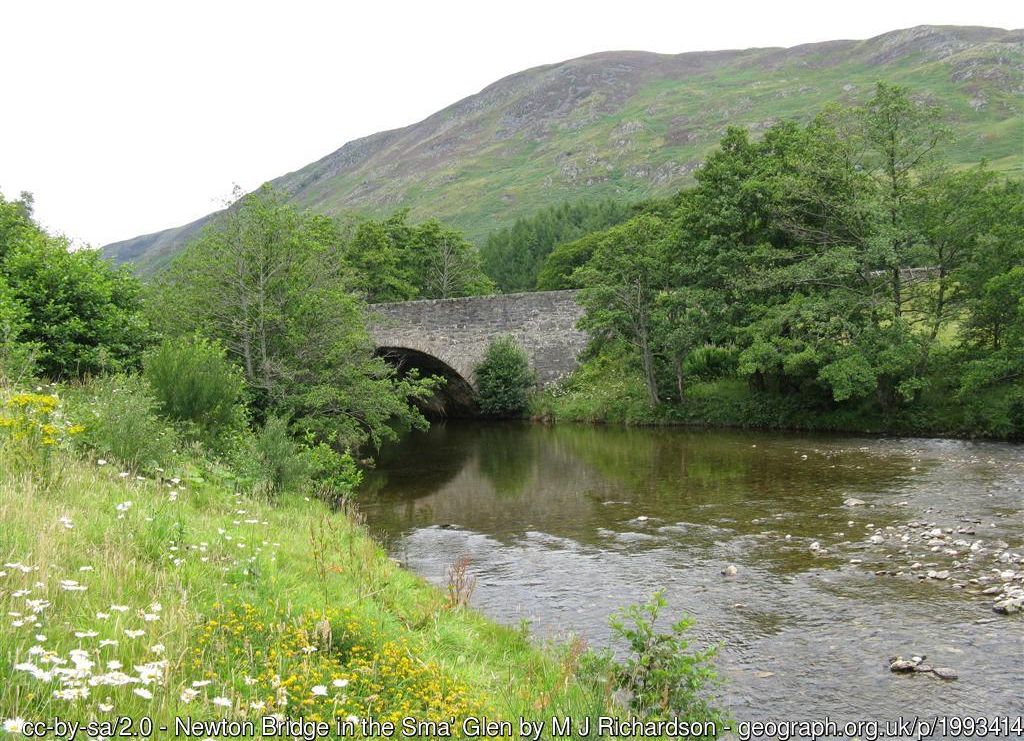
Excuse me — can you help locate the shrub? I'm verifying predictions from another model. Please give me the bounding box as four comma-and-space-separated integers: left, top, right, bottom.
304, 442, 363, 504
232, 416, 309, 496
474, 336, 534, 417
0, 277, 38, 383
65, 374, 178, 472
583, 591, 722, 728
143, 335, 245, 445
2, 231, 151, 378
0, 389, 82, 472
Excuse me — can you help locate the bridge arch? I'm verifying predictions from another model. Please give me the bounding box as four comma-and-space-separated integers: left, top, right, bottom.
374, 345, 478, 417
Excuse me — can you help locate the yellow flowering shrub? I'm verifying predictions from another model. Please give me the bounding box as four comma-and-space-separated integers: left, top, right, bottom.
0, 391, 82, 450
190, 602, 484, 725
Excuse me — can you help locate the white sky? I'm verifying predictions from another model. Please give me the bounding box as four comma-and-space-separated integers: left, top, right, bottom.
2, 0, 1021, 247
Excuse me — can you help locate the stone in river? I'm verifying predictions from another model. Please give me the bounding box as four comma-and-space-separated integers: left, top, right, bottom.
844, 498, 867, 507
889, 658, 918, 673
932, 667, 958, 680
721, 564, 738, 577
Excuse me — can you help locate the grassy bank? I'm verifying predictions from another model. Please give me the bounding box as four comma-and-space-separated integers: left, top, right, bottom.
0, 435, 612, 733
533, 351, 1024, 440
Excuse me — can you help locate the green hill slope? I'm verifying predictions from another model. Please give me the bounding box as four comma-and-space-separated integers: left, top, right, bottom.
103, 25, 1024, 273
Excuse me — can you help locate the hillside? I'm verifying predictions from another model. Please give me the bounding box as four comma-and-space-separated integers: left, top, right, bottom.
103, 25, 1024, 273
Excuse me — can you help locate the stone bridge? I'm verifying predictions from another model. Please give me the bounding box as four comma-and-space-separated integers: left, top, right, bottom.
369, 290, 588, 415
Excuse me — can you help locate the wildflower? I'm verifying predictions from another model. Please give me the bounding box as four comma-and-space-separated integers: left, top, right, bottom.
191, 680, 212, 687
54, 687, 90, 701
98, 640, 118, 648
332, 678, 349, 688
34, 635, 46, 642
79, 566, 93, 572
133, 688, 153, 700
150, 644, 165, 655
124, 629, 144, 638
142, 613, 160, 622
311, 685, 328, 697
4, 718, 26, 734
109, 605, 129, 613
98, 702, 113, 712
74, 630, 99, 638
60, 580, 87, 592
59, 516, 74, 529
97, 459, 107, 465
96, 612, 110, 620
180, 688, 200, 703
106, 660, 122, 670
212, 696, 231, 708
250, 700, 265, 711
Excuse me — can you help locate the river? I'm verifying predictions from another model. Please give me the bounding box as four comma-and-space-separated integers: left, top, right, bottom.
361, 422, 1023, 722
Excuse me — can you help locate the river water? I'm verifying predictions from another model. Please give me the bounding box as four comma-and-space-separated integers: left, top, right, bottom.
361, 422, 1023, 723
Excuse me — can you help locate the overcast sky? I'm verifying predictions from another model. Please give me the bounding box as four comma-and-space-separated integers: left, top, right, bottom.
2, 0, 1020, 247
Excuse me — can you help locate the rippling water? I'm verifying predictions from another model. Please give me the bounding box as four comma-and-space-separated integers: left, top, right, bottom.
361, 422, 1024, 721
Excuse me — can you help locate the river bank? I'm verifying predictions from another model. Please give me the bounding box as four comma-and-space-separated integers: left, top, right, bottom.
532, 367, 1024, 441
0, 442, 619, 734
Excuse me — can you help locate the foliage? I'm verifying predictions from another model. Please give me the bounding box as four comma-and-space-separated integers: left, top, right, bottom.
149, 186, 438, 450
558, 83, 1024, 436
232, 415, 310, 497
143, 335, 245, 446
0, 389, 83, 475
474, 336, 534, 417
304, 442, 363, 504
481, 199, 633, 292
64, 374, 178, 472
0, 193, 151, 379
575, 215, 669, 405
0, 274, 38, 382
343, 211, 492, 302
533, 342, 655, 425
584, 592, 722, 728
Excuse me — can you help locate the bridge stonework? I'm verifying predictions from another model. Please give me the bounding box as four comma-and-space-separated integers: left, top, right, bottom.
369, 290, 588, 388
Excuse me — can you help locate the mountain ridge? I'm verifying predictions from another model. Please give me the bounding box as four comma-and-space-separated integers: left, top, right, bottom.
103, 25, 1024, 272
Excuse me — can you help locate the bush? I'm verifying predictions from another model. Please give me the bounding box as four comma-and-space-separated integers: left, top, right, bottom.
474, 336, 534, 417
143, 335, 245, 445
304, 442, 363, 504
231, 416, 309, 496
66, 374, 178, 472
2, 228, 151, 379
583, 592, 722, 729
0, 277, 38, 383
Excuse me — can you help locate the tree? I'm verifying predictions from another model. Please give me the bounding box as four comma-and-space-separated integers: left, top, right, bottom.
0, 194, 151, 378
343, 212, 492, 301
576, 215, 669, 406
857, 82, 948, 319
408, 220, 493, 299
343, 212, 418, 303
481, 199, 634, 292
474, 336, 534, 417
151, 186, 439, 449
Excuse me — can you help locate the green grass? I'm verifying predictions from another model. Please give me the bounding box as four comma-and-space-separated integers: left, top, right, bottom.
0, 437, 613, 733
